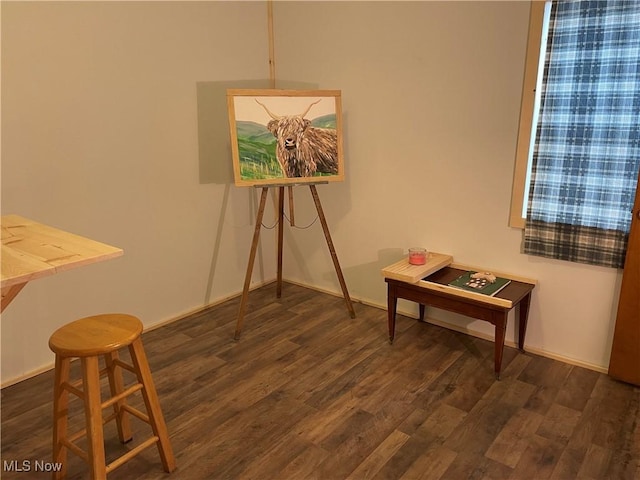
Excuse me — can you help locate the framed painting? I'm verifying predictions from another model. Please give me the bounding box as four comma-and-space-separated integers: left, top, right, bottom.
227, 89, 344, 186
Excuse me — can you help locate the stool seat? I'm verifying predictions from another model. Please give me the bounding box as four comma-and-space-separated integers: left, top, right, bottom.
49, 314, 143, 357
50, 313, 175, 479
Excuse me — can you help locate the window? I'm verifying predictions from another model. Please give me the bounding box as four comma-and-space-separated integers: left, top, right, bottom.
510, 2, 551, 229
510, 0, 640, 268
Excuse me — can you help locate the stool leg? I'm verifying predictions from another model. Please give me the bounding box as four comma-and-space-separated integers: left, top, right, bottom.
52, 355, 70, 480
82, 356, 107, 480
129, 338, 176, 473
104, 351, 133, 443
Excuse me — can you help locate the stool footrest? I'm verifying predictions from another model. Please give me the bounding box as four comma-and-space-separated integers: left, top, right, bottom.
61, 437, 89, 463
106, 436, 159, 474
63, 433, 160, 471
65, 409, 120, 449
67, 427, 88, 444
120, 403, 150, 424
62, 381, 84, 399
101, 383, 143, 410
113, 358, 136, 374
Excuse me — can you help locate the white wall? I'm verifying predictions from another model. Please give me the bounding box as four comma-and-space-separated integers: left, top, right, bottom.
1, 1, 623, 385
272, 1, 622, 371
1, 1, 276, 384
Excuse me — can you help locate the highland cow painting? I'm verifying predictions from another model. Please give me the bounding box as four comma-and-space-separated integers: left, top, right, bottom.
227, 89, 344, 186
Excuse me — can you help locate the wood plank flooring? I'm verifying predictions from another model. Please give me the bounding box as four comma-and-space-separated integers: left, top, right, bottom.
2, 282, 639, 479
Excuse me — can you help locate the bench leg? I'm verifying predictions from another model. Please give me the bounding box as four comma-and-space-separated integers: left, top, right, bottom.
494, 317, 507, 380
518, 293, 532, 352
419, 304, 425, 322
387, 283, 397, 344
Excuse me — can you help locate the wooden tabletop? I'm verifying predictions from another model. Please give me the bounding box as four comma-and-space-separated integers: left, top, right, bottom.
380, 252, 454, 283
382, 253, 536, 309
1, 215, 123, 310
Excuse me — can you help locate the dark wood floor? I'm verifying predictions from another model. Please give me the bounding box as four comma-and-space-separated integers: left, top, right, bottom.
2, 282, 639, 479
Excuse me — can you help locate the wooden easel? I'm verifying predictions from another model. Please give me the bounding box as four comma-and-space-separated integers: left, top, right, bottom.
234, 183, 356, 339
233, 2, 353, 338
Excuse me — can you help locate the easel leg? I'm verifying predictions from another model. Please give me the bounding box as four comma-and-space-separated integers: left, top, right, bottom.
309, 184, 356, 319
277, 186, 284, 298
234, 187, 269, 340
288, 186, 295, 226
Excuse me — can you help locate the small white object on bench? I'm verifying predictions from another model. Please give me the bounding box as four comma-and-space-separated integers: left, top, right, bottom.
471, 271, 497, 283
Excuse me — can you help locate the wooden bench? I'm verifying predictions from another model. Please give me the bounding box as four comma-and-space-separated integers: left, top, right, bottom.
382, 253, 536, 379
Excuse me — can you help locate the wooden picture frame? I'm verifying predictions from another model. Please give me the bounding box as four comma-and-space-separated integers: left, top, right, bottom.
227, 89, 344, 186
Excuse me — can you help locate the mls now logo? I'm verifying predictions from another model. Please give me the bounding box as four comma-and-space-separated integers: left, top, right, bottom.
3, 459, 63, 472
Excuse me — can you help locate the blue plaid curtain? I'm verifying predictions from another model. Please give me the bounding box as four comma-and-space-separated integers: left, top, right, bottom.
524, 0, 640, 268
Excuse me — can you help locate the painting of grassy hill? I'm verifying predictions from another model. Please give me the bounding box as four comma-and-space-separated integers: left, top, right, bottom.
235, 121, 281, 180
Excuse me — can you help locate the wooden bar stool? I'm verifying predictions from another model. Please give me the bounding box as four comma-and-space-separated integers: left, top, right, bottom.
49, 314, 176, 479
